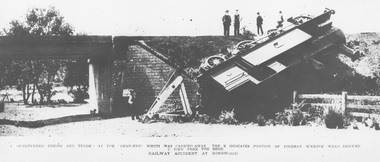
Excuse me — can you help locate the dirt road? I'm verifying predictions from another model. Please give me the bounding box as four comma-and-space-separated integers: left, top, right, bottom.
0, 103, 379, 137
1, 103, 380, 162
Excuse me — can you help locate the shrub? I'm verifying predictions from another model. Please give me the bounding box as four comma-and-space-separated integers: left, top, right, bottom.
191, 109, 239, 124
324, 108, 345, 129
275, 103, 307, 126
256, 114, 266, 126
275, 111, 290, 125
343, 111, 355, 126
373, 119, 380, 130
241, 26, 255, 40
195, 114, 211, 124
218, 109, 238, 124
288, 109, 305, 126
68, 87, 88, 103
266, 119, 276, 126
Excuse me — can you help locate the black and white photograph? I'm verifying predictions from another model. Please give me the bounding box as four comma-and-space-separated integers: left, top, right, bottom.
0, 0, 379, 161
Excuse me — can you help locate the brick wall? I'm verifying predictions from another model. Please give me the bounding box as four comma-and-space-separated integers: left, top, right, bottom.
112, 45, 198, 115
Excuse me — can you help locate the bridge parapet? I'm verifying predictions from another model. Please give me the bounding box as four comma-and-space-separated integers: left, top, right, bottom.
0, 35, 113, 60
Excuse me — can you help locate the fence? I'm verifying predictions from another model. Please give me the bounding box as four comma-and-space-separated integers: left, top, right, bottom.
293, 91, 380, 117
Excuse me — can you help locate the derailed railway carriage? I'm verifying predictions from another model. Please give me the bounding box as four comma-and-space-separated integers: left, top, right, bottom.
141, 8, 362, 121
196, 8, 361, 119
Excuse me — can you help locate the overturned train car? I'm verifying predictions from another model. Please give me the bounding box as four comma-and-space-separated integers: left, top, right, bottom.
196, 9, 361, 120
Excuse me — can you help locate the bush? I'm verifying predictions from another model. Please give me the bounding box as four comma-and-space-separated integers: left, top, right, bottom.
343, 111, 354, 126
289, 109, 305, 126
324, 109, 345, 129
373, 120, 380, 130
192, 110, 237, 124
192, 113, 211, 124
218, 109, 238, 124
275, 111, 290, 125
256, 114, 266, 126
68, 86, 88, 103
241, 26, 255, 40
275, 108, 307, 126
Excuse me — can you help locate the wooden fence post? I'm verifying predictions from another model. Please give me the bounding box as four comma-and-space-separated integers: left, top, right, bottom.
341, 91, 347, 113
293, 91, 298, 110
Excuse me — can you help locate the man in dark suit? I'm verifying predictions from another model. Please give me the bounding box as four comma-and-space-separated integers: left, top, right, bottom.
222, 10, 231, 37
234, 9, 242, 36
127, 89, 139, 120
277, 11, 284, 28
256, 12, 264, 35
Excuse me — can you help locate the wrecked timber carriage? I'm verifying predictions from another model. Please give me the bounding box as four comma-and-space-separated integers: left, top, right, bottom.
195, 8, 361, 119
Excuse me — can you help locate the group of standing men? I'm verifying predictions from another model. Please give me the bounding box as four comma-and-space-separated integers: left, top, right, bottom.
222, 10, 284, 37
222, 10, 241, 37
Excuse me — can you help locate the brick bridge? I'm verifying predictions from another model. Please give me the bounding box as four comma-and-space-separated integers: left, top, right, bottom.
0, 35, 198, 115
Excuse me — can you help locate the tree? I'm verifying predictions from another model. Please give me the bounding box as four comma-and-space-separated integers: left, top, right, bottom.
2, 6, 75, 104
63, 59, 89, 103
5, 20, 30, 36
25, 6, 73, 36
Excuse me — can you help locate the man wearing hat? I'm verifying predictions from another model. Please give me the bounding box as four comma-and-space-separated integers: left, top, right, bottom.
234, 9, 242, 36
277, 11, 284, 28
127, 89, 139, 120
256, 12, 264, 35
222, 10, 231, 37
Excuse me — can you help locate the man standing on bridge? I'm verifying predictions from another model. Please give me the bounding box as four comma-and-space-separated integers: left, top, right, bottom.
222, 10, 231, 37
234, 9, 242, 36
256, 12, 264, 35
277, 11, 284, 29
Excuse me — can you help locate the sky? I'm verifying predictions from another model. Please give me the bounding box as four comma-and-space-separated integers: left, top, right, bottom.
0, 0, 379, 36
